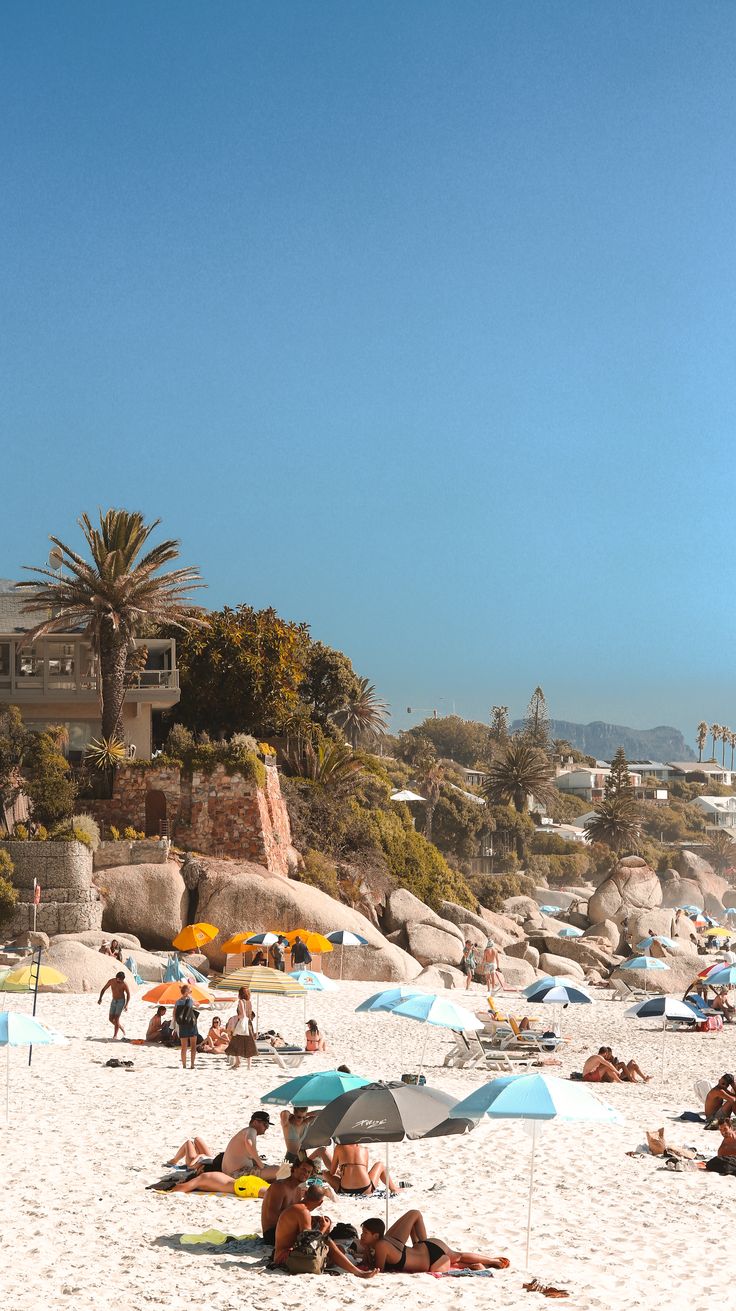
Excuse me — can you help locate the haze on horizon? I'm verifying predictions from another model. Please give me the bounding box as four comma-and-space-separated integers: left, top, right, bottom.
1, 3, 734, 749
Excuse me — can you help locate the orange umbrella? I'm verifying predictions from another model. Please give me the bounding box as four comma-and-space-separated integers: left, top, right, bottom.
172, 923, 219, 952
281, 930, 333, 954
142, 982, 213, 1006
221, 932, 257, 954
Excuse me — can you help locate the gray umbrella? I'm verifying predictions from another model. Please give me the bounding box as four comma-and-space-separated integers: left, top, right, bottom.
303, 1080, 473, 1225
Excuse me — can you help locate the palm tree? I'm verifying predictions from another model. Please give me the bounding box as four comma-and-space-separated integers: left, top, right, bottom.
730, 731, 736, 772
705, 829, 735, 875
420, 761, 444, 842
710, 724, 721, 762
583, 796, 641, 855
332, 677, 389, 747
20, 509, 204, 743
286, 738, 363, 788
696, 721, 708, 763
482, 737, 555, 814
722, 726, 730, 768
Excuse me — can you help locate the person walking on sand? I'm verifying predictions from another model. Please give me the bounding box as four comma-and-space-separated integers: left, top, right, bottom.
461, 940, 477, 990
174, 983, 200, 1069
227, 985, 257, 1070
482, 939, 504, 992
98, 971, 130, 1039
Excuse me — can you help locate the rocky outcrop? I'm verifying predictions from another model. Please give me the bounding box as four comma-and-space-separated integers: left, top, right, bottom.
93, 862, 188, 949
384, 889, 462, 940
583, 920, 620, 951
439, 901, 490, 938
1, 839, 103, 938
94, 838, 171, 869
43, 939, 138, 993
405, 922, 463, 968
658, 871, 704, 912
610, 952, 701, 996
477, 909, 526, 949
531, 934, 617, 975
587, 856, 662, 924
194, 858, 421, 982
498, 955, 537, 989
537, 952, 585, 979
672, 851, 728, 915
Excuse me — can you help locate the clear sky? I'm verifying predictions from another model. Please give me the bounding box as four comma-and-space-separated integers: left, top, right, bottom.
2, 2, 734, 745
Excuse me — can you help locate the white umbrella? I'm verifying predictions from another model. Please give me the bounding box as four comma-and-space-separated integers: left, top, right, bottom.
390, 789, 426, 802
625, 995, 700, 1081
389, 993, 484, 1078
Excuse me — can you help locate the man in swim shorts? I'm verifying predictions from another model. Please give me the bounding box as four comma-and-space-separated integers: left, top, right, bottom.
261, 1159, 312, 1246
98, 971, 130, 1040
582, 1049, 623, 1083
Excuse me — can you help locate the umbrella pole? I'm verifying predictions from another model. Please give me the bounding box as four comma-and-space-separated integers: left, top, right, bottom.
6, 1044, 9, 1124
385, 1142, 390, 1229
526, 1120, 537, 1268
418, 1027, 429, 1080
340, 946, 344, 981
661, 1016, 667, 1083
29, 945, 41, 1067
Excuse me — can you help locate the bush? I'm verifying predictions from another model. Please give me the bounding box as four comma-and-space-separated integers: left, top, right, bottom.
25, 732, 77, 827
123, 826, 138, 840
109, 825, 121, 841
231, 732, 259, 754
13, 823, 29, 840
473, 873, 536, 913
165, 723, 196, 757
297, 848, 341, 898
369, 807, 476, 911
0, 848, 17, 928
71, 813, 101, 852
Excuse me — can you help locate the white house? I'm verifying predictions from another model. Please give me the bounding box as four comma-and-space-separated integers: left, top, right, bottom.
668, 761, 734, 788
692, 796, 736, 832
554, 766, 643, 803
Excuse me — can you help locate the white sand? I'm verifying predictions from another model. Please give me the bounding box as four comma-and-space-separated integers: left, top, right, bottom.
2, 979, 734, 1310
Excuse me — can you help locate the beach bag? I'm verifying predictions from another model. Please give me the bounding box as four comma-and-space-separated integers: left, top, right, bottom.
286, 1228, 329, 1274
699, 1015, 723, 1032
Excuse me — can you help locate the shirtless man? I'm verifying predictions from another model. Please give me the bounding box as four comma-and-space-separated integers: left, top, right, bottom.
168, 1112, 281, 1180
261, 1160, 312, 1246
601, 1047, 651, 1084
704, 1074, 736, 1127
273, 1186, 331, 1265
171, 1170, 269, 1197
98, 971, 130, 1039
146, 1006, 166, 1043
345, 1209, 509, 1274
328, 1142, 397, 1195
582, 1049, 623, 1083
482, 939, 504, 992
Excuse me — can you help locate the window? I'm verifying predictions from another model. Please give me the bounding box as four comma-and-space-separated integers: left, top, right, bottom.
16, 645, 41, 679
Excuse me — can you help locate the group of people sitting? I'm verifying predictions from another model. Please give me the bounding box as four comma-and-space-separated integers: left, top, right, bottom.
582, 1047, 651, 1083
162, 1115, 509, 1275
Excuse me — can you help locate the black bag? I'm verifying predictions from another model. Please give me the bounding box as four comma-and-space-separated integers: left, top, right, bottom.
285, 1227, 329, 1274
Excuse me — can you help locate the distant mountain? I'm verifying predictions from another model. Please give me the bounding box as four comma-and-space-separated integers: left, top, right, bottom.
511, 719, 696, 763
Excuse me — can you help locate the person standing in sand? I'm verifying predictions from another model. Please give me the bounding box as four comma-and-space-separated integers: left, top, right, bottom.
174, 983, 200, 1069
227, 985, 257, 1070
461, 939, 477, 990
98, 971, 130, 1039
482, 939, 504, 992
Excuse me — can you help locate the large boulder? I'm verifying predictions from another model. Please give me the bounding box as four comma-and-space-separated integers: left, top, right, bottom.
477, 908, 526, 949
93, 862, 188, 949
52, 929, 142, 950
658, 871, 705, 912
405, 922, 464, 969
498, 955, 537, 989
537, 952, 585, 979
503, 896, 544, 923
439, 901, 490, 937
43, 939, 138, 994
672, 851, 729, 915
583, 920, 620, 951
624, 908, 691, 952
610, 951, 702, 996
384, 889, 462, 940
531, 934, 616, 975
194, 859, 421, 981
587, 856, 662, 924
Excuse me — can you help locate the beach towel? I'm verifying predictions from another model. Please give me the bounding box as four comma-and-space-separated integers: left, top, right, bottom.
429, 1269, 495, 1278
180, 1229, 260, 1246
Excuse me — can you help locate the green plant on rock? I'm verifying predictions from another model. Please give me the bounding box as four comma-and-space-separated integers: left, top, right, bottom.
0, 848, 17, 929
369, 807, 475, 911
297, 849, 341, 898
109, 825, 121, 841
472, 872, 536, 913
70, 812, 101, 852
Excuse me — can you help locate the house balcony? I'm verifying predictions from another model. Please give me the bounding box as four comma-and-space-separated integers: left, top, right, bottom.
0, 637, 179, 709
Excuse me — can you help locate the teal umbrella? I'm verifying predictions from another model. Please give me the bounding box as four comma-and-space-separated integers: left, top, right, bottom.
620, 955, 670, 993
0, 1011, 66, 1122
261, 1069, 371, 1108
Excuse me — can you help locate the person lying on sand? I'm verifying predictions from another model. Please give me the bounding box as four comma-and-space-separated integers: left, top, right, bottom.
171, 1170, 269, 1197
167, 1113, 280, 1179
600, 1047, 651, 1083
261, 1160, 312, 1245
327, 1143, 397, 1195
704, 1075, 736, 1128
582, 1050, 624, 1083
336, 1209, 510, 1275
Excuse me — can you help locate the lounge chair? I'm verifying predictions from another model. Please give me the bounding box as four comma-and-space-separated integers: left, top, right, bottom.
253, 1041, 308, 1070
491, 1018, 565, 1054
443, 1031, 531, 1072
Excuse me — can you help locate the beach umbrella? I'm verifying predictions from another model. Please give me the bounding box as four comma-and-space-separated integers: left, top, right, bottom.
172, 923, 218, 952
451, 1074, 622, 1265
703, 926, 729, 938
281, 930, 334, 959
678, 905, 702, 915
525, 983, 592, 1005
303, 1080, 473, 1225
289, 968, 338, 1022
220, 932, 257, 954
162, 955, 208, 985
521, 976, 581, 998
212, 965, 305, 1029
355, 986, 427, 1014
636, 936, 676, 951
325, 930, 369, 979
0, 964, 67, 991
725, 909, 736, 919
142, 981, 213, 1006
704, 965, 736, 987
557, 926, 583, 938
620, 956, 670, 994
0, 1011, 67, 1122
626, 995, 700, 1080
261, 1069, 371, 1108
390, 789, 426, 802
389, 993, 484, 1077
539, 905, 562, 915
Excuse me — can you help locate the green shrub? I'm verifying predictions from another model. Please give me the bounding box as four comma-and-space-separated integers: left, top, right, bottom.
165, 723, 196, 757
0, 848, 17, 928
297, 849, 341, 898
109, 825, 121, 841
34, 824, 49, 841
71, 812, 101, 852
369, 808, 475, 911
473, 872, 536, 913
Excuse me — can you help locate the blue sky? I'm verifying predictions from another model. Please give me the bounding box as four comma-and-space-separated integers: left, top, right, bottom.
1, 2, 735, 745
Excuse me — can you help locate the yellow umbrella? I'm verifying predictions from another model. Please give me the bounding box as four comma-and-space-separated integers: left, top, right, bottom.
172, 923, 219, 952
704, 926, 729, 937
212, 967, 305, 994
281, 930, 334, 954
221, 932, 257, 954
0, 964, 67, 991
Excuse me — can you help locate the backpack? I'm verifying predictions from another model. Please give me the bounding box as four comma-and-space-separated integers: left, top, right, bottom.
286, 1227, 330, 1274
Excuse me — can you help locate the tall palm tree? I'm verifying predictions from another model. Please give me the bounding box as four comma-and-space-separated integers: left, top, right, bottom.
722, 726, 730, 768
710, 724, 721, 762
482, 737, 555, 814
705, 829, 735, 875
332, 677, 389, 748
20, 510, 204, 743
730, 731, 736, 772
696, 721, 709, 763
583, 796, 641, 855
420, 761, 445, 842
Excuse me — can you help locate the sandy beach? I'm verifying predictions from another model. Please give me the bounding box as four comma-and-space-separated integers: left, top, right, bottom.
3, 979, 734, 1311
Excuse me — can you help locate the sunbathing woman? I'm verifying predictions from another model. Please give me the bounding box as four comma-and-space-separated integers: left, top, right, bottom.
280, 1106, 332, 1171
328, 1143, 398, 1195
346, 1210, 510, 1274
202, 1015, 230, 1053
171, 1169, 269, 1198
601, 1047, 651, 1083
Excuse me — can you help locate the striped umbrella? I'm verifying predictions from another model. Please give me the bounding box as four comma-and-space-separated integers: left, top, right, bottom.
325, 930, 368, 978
213, 966, 305, 1029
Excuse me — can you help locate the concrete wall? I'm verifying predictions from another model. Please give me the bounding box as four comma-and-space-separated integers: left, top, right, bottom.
1, 838, 102, 936
94, 838, 171, 870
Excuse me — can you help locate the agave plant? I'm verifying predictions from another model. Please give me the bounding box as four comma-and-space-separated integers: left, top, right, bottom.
332, 677, 389, 748
20, 509, 205, 742
86, 736, 127, 772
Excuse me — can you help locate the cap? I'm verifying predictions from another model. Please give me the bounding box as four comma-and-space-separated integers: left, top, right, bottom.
251, 1110, 272, 1125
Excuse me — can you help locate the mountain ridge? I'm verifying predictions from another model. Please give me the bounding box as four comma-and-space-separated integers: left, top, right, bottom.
511, 718, 696, 762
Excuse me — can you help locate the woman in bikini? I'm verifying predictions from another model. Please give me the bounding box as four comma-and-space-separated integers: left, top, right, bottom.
279, 1106, 332, 1171
202, 1015, 230, 1053
305, 1019, 327, 1052
356, 1209, 510, 1273
328, 1143, 397, 1195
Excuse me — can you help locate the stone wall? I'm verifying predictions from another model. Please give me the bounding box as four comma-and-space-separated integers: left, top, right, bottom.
94, 838, 172, 870
2, 839, 102, 936
86, 762, 293, 875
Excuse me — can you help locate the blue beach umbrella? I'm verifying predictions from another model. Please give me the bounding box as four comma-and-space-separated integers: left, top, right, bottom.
0, 1011, 67, 1123
391, 993, 484, 1077
705, 965, 736, 987
539, 905, 562, 915
626, 994, 700, 1080
725, 908, 736, 919
558, 926, 583, 938
355, 986, 427, 1014
636, 936, 675, 952
261, 1068, 371, 1108
522, 975, 581, 997
289, 969, 338, 991
621, 955, 669, 993
678, 905, 702, 915
451, 1074, 621, 1265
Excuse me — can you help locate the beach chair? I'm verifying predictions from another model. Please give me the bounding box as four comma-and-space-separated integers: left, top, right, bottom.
443, 1031, 527, 1072
253, 1041, 307, 1070
610, 977, 649, 1003
493, 1019, 564, 1054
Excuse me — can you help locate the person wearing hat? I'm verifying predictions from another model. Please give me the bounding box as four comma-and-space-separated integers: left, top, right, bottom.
167, 1112, 280, 1180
